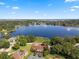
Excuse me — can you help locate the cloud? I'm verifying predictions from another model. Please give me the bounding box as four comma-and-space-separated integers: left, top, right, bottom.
72, 6, 79, 8
70, 6, 79, 11
65, 0, 79, 2
12, 6, 20, 10
70, 8, 75, 11
0, 2, 5, 6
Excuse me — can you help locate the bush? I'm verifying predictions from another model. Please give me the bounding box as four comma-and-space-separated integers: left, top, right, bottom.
0, 52, 13, 59
17, 35, 27, 46
0, 40, 10, 48
12, 44, 20, 50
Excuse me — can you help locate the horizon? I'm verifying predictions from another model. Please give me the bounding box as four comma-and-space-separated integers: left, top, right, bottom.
0, 19, 79, 21
0, 0, 79, 20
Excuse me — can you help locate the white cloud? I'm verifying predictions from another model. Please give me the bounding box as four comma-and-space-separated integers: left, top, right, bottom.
70, 6, 79, 11
72, 6, 79, 8
0, 2, 5, 6
70, 8, 75, 11
65, 0, 79, 2
12, 6, 20, 10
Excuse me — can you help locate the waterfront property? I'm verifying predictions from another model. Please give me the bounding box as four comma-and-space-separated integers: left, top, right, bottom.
0, 25, 79, 59
30, 43, 49, 57
12, 49, 27, 59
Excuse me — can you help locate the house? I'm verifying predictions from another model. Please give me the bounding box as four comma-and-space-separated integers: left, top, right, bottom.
74, 43, 79, 48
12, 49, 27, 59
30, 43, 49, 57
8, 37, 16, 46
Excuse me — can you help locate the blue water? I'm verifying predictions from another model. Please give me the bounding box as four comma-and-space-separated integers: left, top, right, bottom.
11, 25, 79, 38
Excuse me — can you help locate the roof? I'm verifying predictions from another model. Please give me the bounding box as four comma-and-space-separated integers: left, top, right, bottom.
12, 52, 22, 59
75, 43, 79, 46
12, 50, 26, 59
31, 43, 48, 52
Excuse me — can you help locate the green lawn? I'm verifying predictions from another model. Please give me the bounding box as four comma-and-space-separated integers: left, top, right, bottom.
20, 44, 31, 50
20, 44, 32, 59
45, 54, 65, 59
9, 44, 32, 59
34, 37, 50, 43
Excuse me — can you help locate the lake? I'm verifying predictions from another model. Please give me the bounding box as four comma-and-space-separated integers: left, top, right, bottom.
11, 25, 79, 38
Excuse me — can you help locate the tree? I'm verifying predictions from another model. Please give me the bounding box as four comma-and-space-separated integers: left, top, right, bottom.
50, 36, 79, 59
74, 37, 79, 43
3, 40, 10, 48
12, 44, 20, 50
62, 42, 73, 55
3, 32, 11, 39
0, 40, 4, 48
0, 52, 13, 59
26, 35, 35, 42
42, 39, 50, 45
50, 37, 64, 45
64, 37, 76, 44
51, 44, 63, 54
43, 49, 49, 56
71, 48, 79, 59
17, 35, 27, 46
0, 39, 10, 48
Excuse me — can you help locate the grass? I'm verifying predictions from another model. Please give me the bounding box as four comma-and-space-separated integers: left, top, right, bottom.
45, 54, 65, 59
34, 37, 50, 43
9, 37, 50, 59
20, 44, 32, 59
20, 44, 32, 53
8, 44, 32, 59
20, 44, 31, 50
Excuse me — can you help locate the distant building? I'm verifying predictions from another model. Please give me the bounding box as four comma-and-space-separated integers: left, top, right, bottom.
8, 37, 16, 46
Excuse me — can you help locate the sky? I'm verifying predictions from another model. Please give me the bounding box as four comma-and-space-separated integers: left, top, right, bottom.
0, 0, 79, 19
